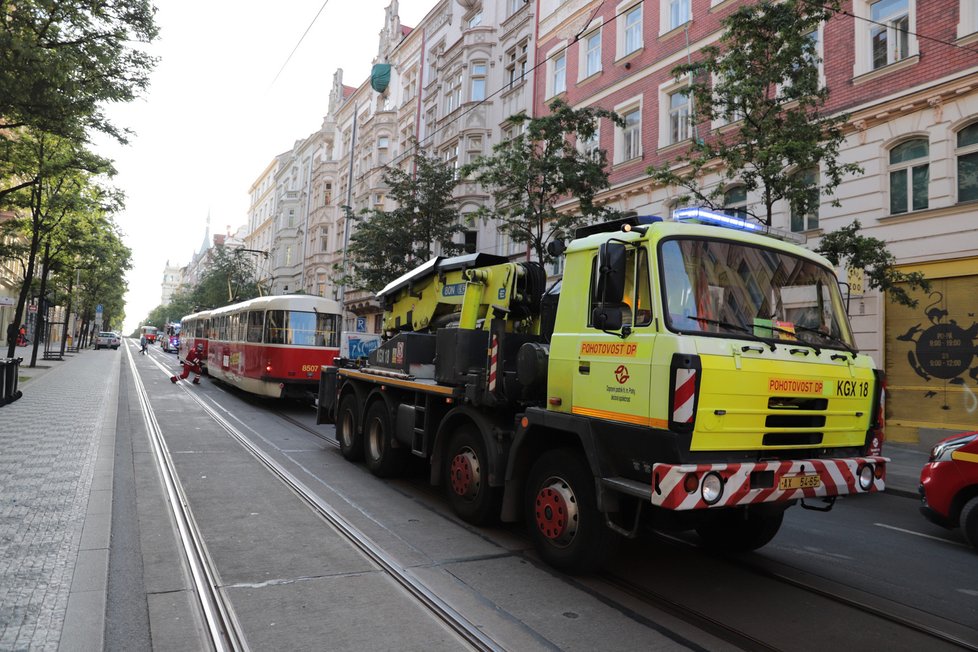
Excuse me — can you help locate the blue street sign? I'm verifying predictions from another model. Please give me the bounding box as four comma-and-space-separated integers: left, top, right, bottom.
356, 317, 366, 333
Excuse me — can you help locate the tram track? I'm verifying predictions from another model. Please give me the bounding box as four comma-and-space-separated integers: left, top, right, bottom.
125, 343, 246, 652
140, 357, 976, 650
272, 399, 978, 650
142, 355, 504, 652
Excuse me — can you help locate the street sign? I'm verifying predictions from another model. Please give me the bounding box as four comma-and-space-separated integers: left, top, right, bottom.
96, 303, 103, 314
356, 317, 366, 332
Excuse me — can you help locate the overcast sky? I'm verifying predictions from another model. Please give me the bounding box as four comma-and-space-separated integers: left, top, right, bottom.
102, 1, 429, 334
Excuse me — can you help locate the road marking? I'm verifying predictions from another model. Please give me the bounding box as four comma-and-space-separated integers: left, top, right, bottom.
873, 522, 968, 547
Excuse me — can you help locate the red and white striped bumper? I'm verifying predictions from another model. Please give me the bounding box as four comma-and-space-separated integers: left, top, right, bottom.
651, 456, 888, 510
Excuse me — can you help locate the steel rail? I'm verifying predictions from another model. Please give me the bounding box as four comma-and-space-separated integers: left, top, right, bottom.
127, 344, 246, 652
172, 372, 503, 652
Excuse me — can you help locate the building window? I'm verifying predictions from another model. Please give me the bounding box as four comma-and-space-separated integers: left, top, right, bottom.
324, 182, 332, 206
463, 230, 477, 253
870, 0, 910, 69
321, 232, 330, 252
581, 28, 602, 79
622, 4, 643, 56
508, 0, 524, 17
550, 50, 566, 97
956, 122, 978, 203
888, 138, 929, 214
957, 0, 978, 37
466, 9, 483, 28
723, 186, 748, 219
445, 72, 462, 114
578, 127, 600, 159
470, 62, 487, 101
615, 101, 642, 164
506, 41, 529, 89
664, 0, 691, 32
668, 90, 691, 144
466, 135, 484, 165
790, 168, 819, 232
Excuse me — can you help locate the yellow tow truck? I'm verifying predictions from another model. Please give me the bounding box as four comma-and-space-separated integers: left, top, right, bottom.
318, 209, 887, 570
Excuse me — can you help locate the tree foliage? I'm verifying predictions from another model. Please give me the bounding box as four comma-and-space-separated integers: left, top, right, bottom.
192, 246, 263, 309
1, 130, 123, 358
646, 0, 858, 227
345, 150, 463, 293
0, 0, 159, 147
815, 220, 930, 308
463, 99, 624, 264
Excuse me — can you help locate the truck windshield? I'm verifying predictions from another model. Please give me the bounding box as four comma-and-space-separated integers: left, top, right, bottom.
660, 238, 855, 349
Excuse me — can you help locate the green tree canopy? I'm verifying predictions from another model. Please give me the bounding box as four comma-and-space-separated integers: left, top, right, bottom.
464, 99, 623, 264
345, 150, 463, 293
646, 0, 858, 227
0, 0, 159, 147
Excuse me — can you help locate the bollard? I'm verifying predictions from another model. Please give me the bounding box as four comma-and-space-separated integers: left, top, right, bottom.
0, 357, 23, 406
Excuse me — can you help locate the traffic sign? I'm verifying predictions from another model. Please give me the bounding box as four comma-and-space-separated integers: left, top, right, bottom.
356, 317, 366, 332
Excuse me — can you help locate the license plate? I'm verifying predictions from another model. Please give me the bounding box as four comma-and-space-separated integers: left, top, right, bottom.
778, 473, 821, 490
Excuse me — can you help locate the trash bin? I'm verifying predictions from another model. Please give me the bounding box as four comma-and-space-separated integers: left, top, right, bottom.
0, 357, 23, 406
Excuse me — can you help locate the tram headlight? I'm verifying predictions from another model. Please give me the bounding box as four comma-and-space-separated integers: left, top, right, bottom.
701, 472, 724, 505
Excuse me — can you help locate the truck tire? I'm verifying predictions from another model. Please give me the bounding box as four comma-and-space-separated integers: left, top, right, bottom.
960, 495, 978, 548
525, 448, 619, 572
336, 393, 363, 462
363, 400, 403, 477
444, 425, 500, 525
695, 507, 784, 552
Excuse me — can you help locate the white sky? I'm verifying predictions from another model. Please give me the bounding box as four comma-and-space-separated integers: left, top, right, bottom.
102, 1, 429, 334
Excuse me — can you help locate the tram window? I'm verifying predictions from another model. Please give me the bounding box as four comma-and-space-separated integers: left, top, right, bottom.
265, 310, 285, 344
316, 313, 339, 347
247, 311, 263, 343
289, 311, 317, 346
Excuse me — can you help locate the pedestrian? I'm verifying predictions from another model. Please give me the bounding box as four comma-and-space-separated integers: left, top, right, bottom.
139, 333, 148, 354
171, 344, 203, 385
17, 324, 28, 347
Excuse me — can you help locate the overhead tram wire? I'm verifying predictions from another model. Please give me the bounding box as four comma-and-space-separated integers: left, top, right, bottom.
817, 2, 978, 55
386, 0, 631, 171
270, 0, 332, 88
378, 0, 978, 173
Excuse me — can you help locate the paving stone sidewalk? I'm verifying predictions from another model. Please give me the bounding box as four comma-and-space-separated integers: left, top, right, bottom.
0, 348, 120, 651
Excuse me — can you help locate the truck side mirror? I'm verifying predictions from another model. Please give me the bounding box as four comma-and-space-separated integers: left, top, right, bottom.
592, 305, 623, 330
596, 242, 626, 304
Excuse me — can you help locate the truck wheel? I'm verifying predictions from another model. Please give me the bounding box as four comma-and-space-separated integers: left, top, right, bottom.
525, 449, 619, 572
695, 507, 784, 552
363, 400, 403, 477
336, 393, 363, 462
444, 425, 500, 525
960, 496, 978, 548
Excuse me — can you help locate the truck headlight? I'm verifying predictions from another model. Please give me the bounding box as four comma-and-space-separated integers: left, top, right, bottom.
929, 433, 977, 463
701, 472, 724, 505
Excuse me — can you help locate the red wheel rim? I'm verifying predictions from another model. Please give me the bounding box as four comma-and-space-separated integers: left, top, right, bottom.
450, 449, 480, 498
534, 478, 578, 546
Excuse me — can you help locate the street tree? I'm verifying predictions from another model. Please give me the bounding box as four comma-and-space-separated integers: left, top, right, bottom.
345, 150, 463, 293
192, 246, 263, 308
463, 99, 623, 265
0, 1, 158, 166
645, 0, 926, 306
1, 130, 117, 359
646, 0, 856, 226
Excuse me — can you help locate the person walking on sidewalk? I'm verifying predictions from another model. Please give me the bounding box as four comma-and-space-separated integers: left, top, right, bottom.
171, 345, 203, 385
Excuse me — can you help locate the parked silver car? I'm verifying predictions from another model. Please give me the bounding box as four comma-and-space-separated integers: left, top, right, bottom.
94, 331, 120, 350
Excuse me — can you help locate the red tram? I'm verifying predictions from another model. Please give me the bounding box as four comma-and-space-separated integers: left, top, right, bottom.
202, 295, 341, 399
178, 309, 212, 372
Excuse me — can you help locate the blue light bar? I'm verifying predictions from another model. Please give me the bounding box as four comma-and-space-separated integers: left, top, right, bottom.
672, 207, 764, 232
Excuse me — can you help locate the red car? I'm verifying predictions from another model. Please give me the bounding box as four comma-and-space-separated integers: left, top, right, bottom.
919, 431, 978, 548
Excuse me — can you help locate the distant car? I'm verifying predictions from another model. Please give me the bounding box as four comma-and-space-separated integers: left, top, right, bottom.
161, 333, 180, 353
94, 331, 120, 350
919, 431, 978, 548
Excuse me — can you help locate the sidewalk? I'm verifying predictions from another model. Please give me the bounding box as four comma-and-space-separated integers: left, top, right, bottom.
0, 344, 120, 651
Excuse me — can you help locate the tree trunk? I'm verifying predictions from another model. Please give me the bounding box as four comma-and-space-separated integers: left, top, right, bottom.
29, 240, 51, 367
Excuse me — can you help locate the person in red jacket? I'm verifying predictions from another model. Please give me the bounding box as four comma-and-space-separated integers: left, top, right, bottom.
171, 345, 203, 385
